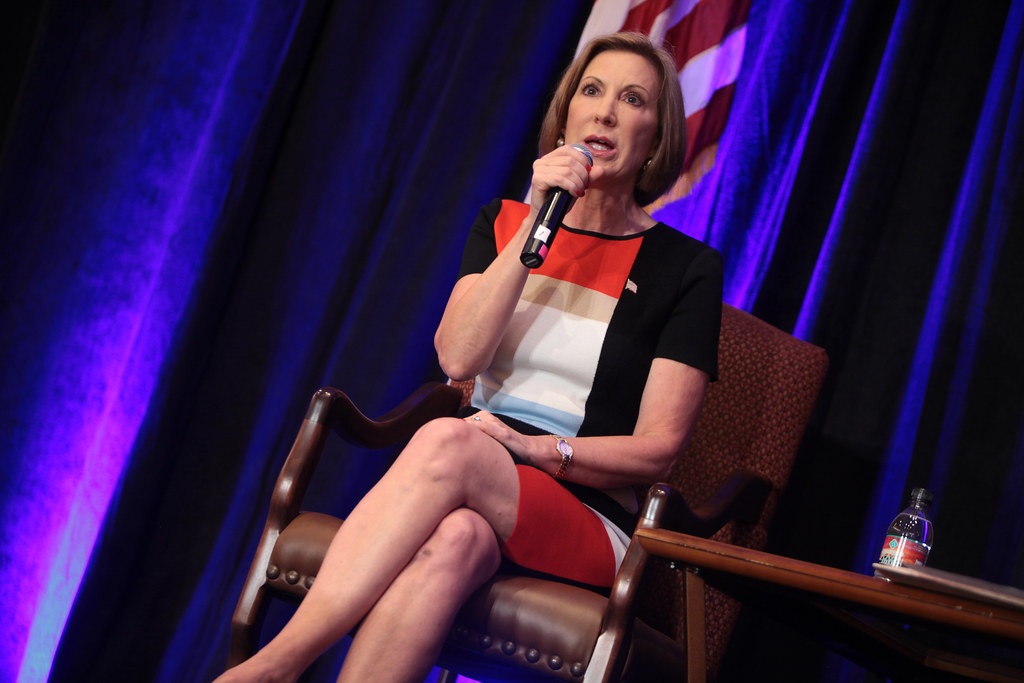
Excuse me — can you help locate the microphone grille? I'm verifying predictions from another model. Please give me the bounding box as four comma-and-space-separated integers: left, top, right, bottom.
569, 143, 593, 166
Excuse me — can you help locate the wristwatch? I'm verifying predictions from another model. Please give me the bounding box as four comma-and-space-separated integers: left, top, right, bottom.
553, 437, 574, 479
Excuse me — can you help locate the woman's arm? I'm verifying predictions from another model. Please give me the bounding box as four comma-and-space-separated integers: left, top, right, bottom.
466, 357, 709, 488
435, 146, 594, 380
433, 228, 531, 380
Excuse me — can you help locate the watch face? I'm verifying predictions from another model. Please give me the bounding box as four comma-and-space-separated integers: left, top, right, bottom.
557, 439, 573, 457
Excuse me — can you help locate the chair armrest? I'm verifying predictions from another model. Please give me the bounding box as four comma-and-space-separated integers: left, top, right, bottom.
587, 528, 650, 682
640, 472, 772, 538
326, 382, 463, 448
585, 472, 772, 681
230, 382, 462, 668
270, 382, 463, 526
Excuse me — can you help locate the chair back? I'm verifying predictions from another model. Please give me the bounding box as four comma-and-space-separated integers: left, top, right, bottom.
638, 303, 829, 677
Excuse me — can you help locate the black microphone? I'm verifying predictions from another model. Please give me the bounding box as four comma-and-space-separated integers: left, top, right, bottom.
520, 143, 593, 269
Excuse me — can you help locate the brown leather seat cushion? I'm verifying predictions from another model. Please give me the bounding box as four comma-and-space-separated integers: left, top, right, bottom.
267, 511, 684, 681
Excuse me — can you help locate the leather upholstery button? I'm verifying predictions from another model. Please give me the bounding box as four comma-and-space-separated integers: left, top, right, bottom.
548, 655, 563, 670
266, 565, 280, 579
525, 649, 540, 663
501, 641, 516, 655
285, 570, 300, 584
571, 662, 586, 677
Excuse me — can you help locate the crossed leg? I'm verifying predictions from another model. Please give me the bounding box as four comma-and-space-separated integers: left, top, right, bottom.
337, 507, 501, 682
215, 417, 520, 683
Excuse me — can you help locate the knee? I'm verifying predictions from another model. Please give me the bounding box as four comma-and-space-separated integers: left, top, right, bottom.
400, 417, 478, 478
417, 509, 500, 579
409, 416, 471, 450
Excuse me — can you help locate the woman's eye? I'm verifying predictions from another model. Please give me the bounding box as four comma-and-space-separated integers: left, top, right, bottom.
582, 83, 599, 96
624, 92, 644, 106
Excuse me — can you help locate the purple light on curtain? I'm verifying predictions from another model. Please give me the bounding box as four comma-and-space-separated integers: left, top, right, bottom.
14, 105, 225, 683
15, 264, 174, 683
0, 2, 304, 680
716, 0, 853, 311
925, 0, 1023, 502
854, 0, 1024, 573
852, 176, 960, 571
978, 0, 1024, 585
655, 0, 855, 315
7, 131, 214, 680
794, 0, 881, 340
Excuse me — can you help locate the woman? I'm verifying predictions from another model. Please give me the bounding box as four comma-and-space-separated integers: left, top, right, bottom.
217, 31, 722, 683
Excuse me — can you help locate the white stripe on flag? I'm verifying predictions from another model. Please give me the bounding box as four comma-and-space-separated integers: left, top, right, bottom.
576, 0, 635, 54
679, 23, 747, 114
646, 0, 702, 46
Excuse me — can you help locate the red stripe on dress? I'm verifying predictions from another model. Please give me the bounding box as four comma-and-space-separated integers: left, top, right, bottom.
501, 465, 617, 587
494, 200, 643, 299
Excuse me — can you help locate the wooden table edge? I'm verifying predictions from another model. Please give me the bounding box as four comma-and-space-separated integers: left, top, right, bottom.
634, 528, 1024, 643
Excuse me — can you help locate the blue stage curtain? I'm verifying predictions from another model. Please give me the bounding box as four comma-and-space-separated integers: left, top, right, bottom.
656, 0, 1024, 677
1, 0, 1021, 681
0, 1, 591, 680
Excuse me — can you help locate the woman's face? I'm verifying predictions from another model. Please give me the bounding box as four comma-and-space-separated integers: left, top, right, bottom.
564, 50, 660, 190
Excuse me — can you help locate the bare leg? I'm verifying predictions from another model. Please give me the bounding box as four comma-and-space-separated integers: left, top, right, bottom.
336, 508, 501, 683
215, 418, 519, 682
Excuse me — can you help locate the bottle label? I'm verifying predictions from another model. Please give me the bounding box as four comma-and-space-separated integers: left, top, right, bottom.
878, 535, 930, 567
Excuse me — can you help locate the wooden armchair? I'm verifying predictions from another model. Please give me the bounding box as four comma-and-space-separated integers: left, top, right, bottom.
228, 303, 828, 681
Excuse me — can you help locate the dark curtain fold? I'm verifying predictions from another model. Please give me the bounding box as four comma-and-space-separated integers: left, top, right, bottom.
1, 0, 1021, 681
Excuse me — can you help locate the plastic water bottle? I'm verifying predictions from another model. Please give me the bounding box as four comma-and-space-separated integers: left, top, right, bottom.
877, 488, 934, 568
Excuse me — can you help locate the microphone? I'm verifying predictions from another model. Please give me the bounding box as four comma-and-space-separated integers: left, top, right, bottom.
520, 143, 593, 269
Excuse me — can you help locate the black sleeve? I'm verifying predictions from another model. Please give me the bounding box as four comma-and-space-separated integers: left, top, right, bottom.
456, 198, 503, 279
655, 245, 723, 380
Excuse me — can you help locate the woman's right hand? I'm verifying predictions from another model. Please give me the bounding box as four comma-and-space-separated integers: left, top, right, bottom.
528, 144, 593, 216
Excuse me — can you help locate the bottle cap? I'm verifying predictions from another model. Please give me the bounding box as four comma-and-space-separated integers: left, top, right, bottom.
910, 487, 933, 505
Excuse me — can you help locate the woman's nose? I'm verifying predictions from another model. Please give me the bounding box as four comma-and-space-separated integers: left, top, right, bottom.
595, 98, 616, 125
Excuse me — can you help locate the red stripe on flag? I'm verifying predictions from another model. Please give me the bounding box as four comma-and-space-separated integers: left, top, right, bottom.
684, 81, 735, 170
663, 0, 751, 66
621, 0, 677, 32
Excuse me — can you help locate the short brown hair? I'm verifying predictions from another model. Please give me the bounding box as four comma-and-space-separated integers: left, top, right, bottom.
538, 32, 687, 206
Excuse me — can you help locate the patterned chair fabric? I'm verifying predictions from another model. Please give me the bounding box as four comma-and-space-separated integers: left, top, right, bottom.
637, 303, 829, 676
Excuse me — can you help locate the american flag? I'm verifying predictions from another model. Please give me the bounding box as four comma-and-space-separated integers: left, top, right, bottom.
576, 0, 750, 206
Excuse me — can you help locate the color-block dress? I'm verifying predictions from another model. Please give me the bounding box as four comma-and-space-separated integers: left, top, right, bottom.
457, 199, 723, 586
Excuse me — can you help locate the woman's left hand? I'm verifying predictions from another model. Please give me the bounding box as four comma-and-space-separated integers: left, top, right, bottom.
463, 411, 542, 467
